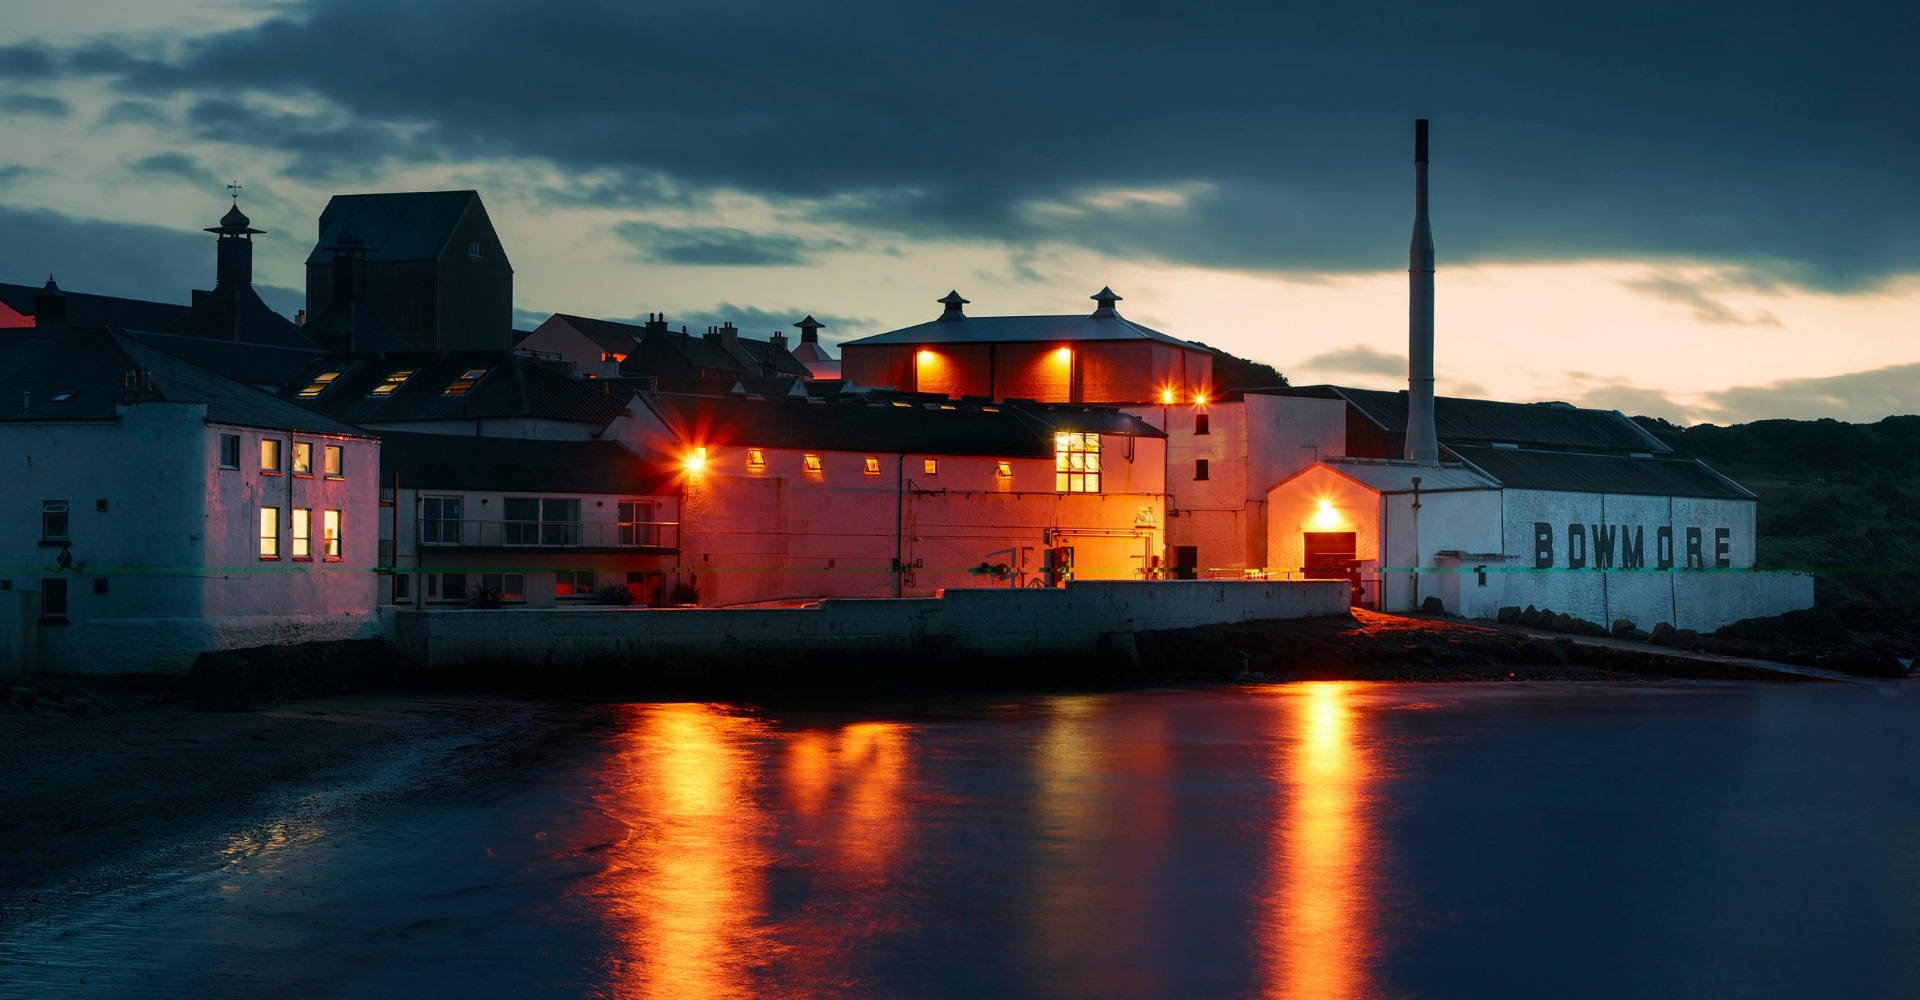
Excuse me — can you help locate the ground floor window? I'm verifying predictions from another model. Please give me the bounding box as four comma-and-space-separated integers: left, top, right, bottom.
40, 578, 67, 620
259, 507, 280, 559
555, 569, 595, 598
391, 573, 411, 604
480, 573, 525, 602
323, 509, 342, 560
291, 508, 312, 560
426, 573, 467, 602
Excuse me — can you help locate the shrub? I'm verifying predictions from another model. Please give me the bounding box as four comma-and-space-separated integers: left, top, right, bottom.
593, 583, 635, 606
467, 584, 505, 609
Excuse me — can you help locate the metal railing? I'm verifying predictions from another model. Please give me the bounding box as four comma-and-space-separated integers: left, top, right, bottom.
416, 519, 679, 550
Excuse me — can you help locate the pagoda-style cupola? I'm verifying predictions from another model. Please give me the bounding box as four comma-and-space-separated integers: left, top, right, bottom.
1090, 286, 1123, 318
795, 314, 825, 343
937, 290, 969, 322
205, 200, 264, 287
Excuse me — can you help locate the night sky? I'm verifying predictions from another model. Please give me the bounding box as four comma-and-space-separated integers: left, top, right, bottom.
3, 1, 1915, 423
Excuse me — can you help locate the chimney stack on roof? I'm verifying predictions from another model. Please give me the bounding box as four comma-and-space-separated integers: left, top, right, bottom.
206, 199, 263, 288
1404, 118, 1440, 467
937, 290, 969, 322
796, 314, 824, 343
34, 275, 66, 327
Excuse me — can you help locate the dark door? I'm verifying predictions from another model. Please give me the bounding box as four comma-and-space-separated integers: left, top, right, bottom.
1172, 546, 1199, 580
1303, 531, 1362, 605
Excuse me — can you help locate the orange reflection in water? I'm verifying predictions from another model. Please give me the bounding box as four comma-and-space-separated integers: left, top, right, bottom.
1267, 682, 1379, 1000
591, 703, 771, 1000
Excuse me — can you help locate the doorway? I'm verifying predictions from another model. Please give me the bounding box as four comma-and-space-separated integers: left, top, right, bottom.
1302, 531, 1362, 605
1171, 545, 1198, 580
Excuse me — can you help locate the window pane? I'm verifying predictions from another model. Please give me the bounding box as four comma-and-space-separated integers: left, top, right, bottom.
323, 510, 341, 558
220, 435, 240, 468
1057, 472, 1069, 492
292, 442, 312, 474
41, 578, 67, 617
324, 445, 343, 476
260, 439, 280, 471
292, 508, 311, 558
259, 507, 279, 557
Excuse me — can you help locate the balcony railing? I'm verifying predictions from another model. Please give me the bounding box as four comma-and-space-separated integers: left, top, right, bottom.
416, 519, 679, 551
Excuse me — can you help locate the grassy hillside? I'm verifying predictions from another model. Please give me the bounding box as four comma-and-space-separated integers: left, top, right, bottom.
1632, 414, 1920, 623
1193, 341, 1288, 391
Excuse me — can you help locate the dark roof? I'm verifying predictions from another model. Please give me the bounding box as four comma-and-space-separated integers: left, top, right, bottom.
550, 314, 645, 354
843, 311, 1201, 350
0, 324, 367, 436
0, 281, 191, 331
1450, 445, 1754, 500
305, 191, 488, 265
616, 324, 809, 380
279, 353, 628, 427
123, 330, 323, 389
1278, 385, 1672, 454
166, 283, 318, 349
638, 392, 1161, 457
379, 431, 677, 495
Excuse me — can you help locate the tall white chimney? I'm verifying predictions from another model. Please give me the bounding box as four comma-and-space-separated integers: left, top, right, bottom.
1405, 118, 1440, 466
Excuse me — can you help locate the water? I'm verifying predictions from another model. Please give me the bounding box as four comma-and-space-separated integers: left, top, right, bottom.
3, 682, 1916, 998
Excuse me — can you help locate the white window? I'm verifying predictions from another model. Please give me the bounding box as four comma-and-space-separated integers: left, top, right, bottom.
996, 461, 1013, 480
421, 496, 464, 545
1054, 432, 1101, 493
618, 500, 656, 547
291, 508, 312, 560
323, 444, 344, 478
322, 509, 342, 560
555, 570, 595, 598
292, 441, 313, 475
219, 434, 241, 469
259, 507, 280, 559
260, 438, 282, 473
503, 498, 579, 546
41, 500, 68, 542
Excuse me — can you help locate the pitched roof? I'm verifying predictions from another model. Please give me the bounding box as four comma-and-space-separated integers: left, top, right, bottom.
550, 314, 645, 354
378, 431, 677, 495
123, 330, 324, 390
166, 282, 318, 350
278, 353, 628, 427
842, 312, 1201, 350
1449, 445, 1754, 500
1315, 458, 1499, 494
0, 281, 190, 331
616, 325, 809, 380
638, 392, 1161, 457
1278, 385, 1672, 454
0, 324, 368, 436
304, 191, 488, 265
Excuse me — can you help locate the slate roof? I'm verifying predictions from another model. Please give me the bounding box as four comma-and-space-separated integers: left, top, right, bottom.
0, 324, 368, 436
638, 393, 1162, 457
1278, 385, 1672, 454
123, 330, 324, 390
551, 314, 646, 354
842, 312, 1201, 350
1314, 458, 1499, 494
305, 191, 489, 265
614, 323, 810, 380
166, 283, 318, 350
0, 281, 190, 331
378, 431, 678, 495
280, 354, 629, 427
1449, 445, 1755, 501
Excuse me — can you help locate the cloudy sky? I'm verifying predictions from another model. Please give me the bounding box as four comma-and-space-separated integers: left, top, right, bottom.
2, 0, 1915, 424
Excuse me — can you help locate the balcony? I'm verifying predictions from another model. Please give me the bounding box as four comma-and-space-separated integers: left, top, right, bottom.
416, 519, 679, 553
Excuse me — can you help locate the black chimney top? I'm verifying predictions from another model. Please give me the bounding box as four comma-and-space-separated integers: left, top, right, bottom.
1090, 286, 1122, 318
937, 290, 969, 322
795, 314, 824, 343
34, 275, 66, 327
1415, 118, 1429, 164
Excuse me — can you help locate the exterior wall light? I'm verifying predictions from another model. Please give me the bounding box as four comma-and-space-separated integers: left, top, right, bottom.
685, 446, 707, 473
1313, 498, 1342, 528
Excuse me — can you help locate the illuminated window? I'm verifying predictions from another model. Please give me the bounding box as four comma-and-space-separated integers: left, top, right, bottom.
618, 500, 657, 547
996, 461, 1013, 479
1195, 413, 1210, 435
746, 448, 766, 471
923, 459, 938, 476
292, 441, 313, 475
324, 445, 344, 477
260, 438, 282, 473
259, 507, 280, 559
443, 367, 490, 395
481, 573, 525, 601
1054, 432, 1102, 493
803, 454, 823, 474
296, 371, 341, 398
555, 570, 595, 598
1195, 459, 1210, 481
369, 369, 415, 396
291, 508, 311, 559
864, 457, 881, 476
322, 509, 342, 559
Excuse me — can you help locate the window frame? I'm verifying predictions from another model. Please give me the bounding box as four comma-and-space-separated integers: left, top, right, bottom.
291, 441, 314, 476
323, 444, 345, 478
259, 506, 281, 560
1054, 432, 1102, 494
923, 458, 938, 476
40, 500, 69, 543
291, 507, 312, 560
39, 578, 68, 621
802, 454, 824, 474
260, 438, 283, 474
555, 569, 596, 599
322, 509, 342, 560
218, 434, 241, 469
863, 456, 882, 476
421, 495, 465, 546
746, 448, 766, 471
1195, 413, 1210, 436
1195, 458, 1210, 481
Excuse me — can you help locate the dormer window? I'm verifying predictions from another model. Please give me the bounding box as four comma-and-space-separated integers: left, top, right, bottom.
370, 369, 415, 396
296, 371, 341, 398
746, 449, 766, 471
803, 454, 823, 474
443, 368, 489, 396
51, 391, 72, 402
864, 457, 881, 476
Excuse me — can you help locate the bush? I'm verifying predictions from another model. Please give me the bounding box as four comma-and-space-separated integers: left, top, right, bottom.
669, 581, 699, 606
467, 584, 505, 609
593, 583, 634, 606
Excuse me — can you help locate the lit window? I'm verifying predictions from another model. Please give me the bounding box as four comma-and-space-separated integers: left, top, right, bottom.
1054, 432, 1102, 493
746, 448, 766, 471
323, 509, 342, 559
291, 508, 312, 559
323, 444, 344, 477
1195, 459, 1210, 481
219, 434, 240, 469
1195, 413, 1210, 435
555, 570, 595, 598
260, 438, 282, 473
923, 459, 938, 476
292, 441, 313, 475
259, 507, 280, 559
864, 457, 881, 476
443, 368, 490, 395
803, 454, 823, 474
996, 461, 1013, 479
41, 500, 68, 542
370, 369, 415, 396
296, 371, 341, 398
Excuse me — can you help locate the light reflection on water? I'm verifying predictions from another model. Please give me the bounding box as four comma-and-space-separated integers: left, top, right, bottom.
3, 683, 1917, 999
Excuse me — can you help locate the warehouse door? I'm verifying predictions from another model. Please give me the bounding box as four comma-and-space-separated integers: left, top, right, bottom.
1302, 531, 1361, 605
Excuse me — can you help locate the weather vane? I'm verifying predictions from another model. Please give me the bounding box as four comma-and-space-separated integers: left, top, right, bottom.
227, 180, 243, 202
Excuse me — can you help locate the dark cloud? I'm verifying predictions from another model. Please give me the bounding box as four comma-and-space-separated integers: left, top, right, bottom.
1300, 344, 1408, 376
1624, 273, 1783, 326
0, 165, 39, 187
129, 152, 207, 184
1, 93, 70, 118
98, 99, 171, 127
613, 222, 839, 267
1700, 363, 1920, 424
17, 1, 1920, 288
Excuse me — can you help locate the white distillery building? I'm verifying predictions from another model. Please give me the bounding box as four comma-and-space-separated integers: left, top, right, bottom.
0, 324, 382, 673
